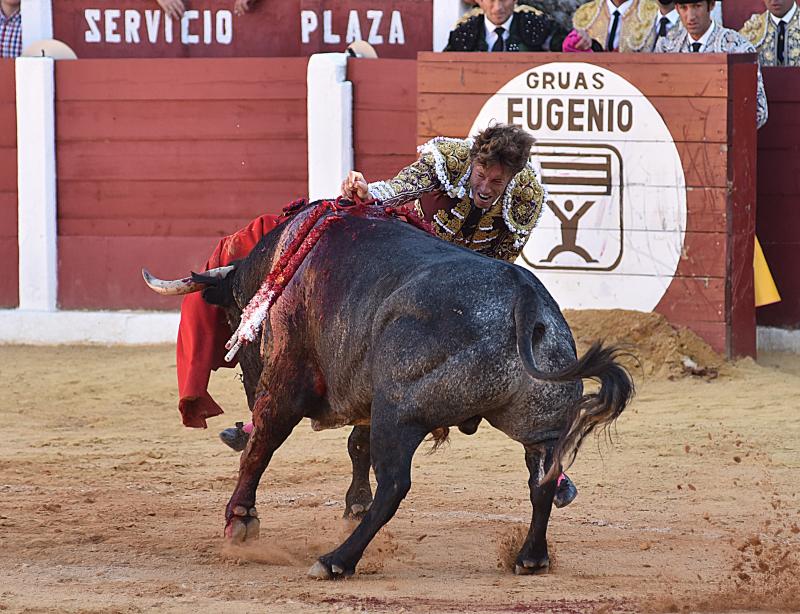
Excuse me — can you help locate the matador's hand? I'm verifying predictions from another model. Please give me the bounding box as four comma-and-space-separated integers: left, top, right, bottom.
234, 0, 255, 16
340, 171, 369, 200
572, 29, 592, 51
156, 0, 185, 20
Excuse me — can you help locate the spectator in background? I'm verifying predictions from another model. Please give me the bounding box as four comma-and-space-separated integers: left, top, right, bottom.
444, 0, 567, 52
233, 0, 259, 16
568, 0, 660, 52
520, 0, 592, 31
647, 1, 681, 50
740, 0, 800, 66
0, 0, 21, 59
655, 0, 768, 129
155, 0, 257, 19
465, 0, 591, 32
155, 0, 185, 20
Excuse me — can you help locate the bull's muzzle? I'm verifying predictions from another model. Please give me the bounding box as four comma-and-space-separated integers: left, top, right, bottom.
141, 266, 234, 296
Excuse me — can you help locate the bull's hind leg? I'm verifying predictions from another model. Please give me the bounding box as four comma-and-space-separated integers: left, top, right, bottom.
224, 390, 303, 544
514, 443, 558, 575
309, 409, 428, 579
344, 426, 373, 519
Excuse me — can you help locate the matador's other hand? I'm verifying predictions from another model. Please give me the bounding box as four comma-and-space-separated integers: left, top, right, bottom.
234, 0, 255, 16
340, 171, 369, 200
572, 29, 593, 51
156, 0, 185, 20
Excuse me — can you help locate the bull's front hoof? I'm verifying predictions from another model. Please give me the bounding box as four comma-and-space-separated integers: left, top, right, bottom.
344, 485, 373, 521
307, 556, 353, 580
224, 506, 260, 544
343, 501, 371, 520
514, 556, 549, 575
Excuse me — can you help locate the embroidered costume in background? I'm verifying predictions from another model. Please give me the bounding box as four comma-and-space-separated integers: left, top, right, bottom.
445, 4, 567, 52
572, 0, 660, 51
519, 0, 592, 32
644, 8, 683, 52
740, 4, 800, 66
655, 22, 769, 129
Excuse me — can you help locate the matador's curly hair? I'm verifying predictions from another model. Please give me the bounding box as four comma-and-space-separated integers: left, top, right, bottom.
470, 123, 534, 176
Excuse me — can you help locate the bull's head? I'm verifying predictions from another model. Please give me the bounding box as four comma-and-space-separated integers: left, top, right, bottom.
142, 266, 235, 300
144, 265, 244, 362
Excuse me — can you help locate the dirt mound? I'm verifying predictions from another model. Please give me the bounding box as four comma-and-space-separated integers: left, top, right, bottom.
564, 309, 726, 380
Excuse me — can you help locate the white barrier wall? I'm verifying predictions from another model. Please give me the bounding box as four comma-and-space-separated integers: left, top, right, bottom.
16, 57, 57, 313
307, 53, 353, 201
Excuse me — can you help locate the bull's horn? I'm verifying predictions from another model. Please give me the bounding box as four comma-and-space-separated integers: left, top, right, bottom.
141, 265, 234, 296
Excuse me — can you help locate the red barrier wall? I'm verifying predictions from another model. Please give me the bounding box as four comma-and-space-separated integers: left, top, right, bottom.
350, 58, 417, 181
55, 58, 308, 310
52, 0, 432, 59
756, 68, 800, 329
0, 60, 18, 308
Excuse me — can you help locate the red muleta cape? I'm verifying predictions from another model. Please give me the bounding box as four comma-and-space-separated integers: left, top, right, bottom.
177, 213, 284, 428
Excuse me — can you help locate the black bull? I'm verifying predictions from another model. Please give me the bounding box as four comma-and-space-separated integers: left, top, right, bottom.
188, 204, 634, 578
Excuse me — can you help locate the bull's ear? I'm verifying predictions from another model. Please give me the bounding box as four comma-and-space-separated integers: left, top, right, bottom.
191, 270, 236, 307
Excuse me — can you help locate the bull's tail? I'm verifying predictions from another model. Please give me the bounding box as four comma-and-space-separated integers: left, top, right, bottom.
514, 291, 635, 484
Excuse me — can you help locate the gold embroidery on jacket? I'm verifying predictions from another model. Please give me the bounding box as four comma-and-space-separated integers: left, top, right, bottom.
740, 9, 800, 66
369, 137, 546, 261
573, 0, 659, 52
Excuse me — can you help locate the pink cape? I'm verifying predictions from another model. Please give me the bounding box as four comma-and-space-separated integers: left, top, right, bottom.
562, 29, 595, 53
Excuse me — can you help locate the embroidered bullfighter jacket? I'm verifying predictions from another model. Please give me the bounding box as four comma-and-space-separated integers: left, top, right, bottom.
655, 22, 769, 129
367, 137, 546, 262
444, 5, 566, 52
572, 0, 660, 52
740, 4, 800, 67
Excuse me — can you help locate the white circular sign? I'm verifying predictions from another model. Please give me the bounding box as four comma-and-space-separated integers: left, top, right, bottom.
470, 62, 687, 312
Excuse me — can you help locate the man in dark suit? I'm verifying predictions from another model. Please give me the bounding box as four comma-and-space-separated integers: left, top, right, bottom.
444, 0, 567, 52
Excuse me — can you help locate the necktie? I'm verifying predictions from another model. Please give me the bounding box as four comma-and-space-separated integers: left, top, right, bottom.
460, 206, 484, 241
691, 42, 702, 53
607, 10, 621, 50
658, 16, 669, 38
778, 21, 786, 65
653, 16, 669, 49
491, 27, 505, 52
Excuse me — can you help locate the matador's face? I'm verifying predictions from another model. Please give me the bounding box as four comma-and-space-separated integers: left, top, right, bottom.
676, 2, 714, 38
469, 162, 514, 210
477, 0, 516, 27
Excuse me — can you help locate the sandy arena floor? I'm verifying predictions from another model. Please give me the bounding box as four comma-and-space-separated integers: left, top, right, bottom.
1, 324, 799, 613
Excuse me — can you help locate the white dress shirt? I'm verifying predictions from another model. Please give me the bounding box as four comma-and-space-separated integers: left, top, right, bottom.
484, 14, 513, 50
654, 8, 679, 33
605, 0, 634, 50
770, 3, 797, 61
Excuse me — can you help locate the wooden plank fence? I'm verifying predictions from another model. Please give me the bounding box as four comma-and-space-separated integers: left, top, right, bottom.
0, 60, 18, 308
55, 57, 309, 310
